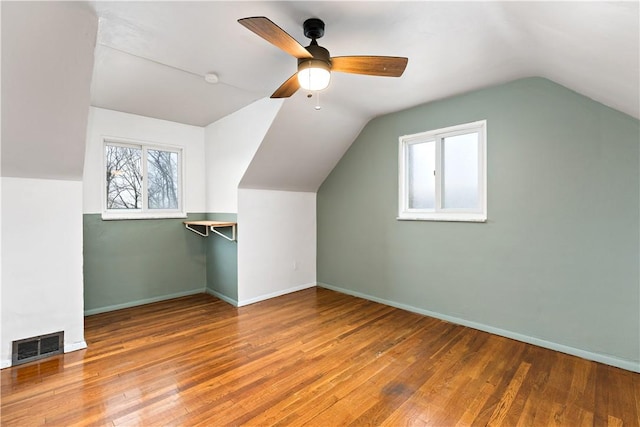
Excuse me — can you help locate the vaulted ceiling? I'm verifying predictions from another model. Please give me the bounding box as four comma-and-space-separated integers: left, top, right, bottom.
90, 1, 639, 126
87, 1, 639, 192
3, 1, 638, 189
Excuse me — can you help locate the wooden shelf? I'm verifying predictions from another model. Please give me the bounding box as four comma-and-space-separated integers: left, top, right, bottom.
184, 221, 237, 241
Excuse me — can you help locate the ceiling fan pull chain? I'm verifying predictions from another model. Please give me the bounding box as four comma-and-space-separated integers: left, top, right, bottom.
315, 91, 322, 110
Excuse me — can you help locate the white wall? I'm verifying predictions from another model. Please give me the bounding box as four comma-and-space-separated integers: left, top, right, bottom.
1, 1, 97, 368
204, 98, 282, 213
84, 107, 206, 214
0, 3, 4, 368
1, 178, 85, 367
237, 189, 316, 305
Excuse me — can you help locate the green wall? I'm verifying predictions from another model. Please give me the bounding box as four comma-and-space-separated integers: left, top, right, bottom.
317, 77, 640, 366
84, 213, 207, 313
84, 212, 240, 313
205, 212, 238, 303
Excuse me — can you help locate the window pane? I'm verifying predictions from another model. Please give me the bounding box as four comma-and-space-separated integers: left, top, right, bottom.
442, 132, 479, 209
105, 145, 142, 209
147, 149, 179, 210
408, 141, 435, 209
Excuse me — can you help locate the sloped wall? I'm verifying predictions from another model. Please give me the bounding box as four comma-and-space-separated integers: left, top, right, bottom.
204, 98, 317, 306
1, 2, 96, 180
203, 98, 283, 304
205, 98, 283, 213
1, 2, 98, 367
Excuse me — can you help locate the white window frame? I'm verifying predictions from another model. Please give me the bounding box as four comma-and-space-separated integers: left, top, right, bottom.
398, 120, 487, 222
102, 137, 186, 220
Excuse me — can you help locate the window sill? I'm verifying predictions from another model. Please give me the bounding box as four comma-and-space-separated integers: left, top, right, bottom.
102, 212, 187, 221
397, 214, 487, 223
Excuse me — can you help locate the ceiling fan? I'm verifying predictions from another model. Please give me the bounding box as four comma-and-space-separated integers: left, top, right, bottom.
238, 16, 409, 98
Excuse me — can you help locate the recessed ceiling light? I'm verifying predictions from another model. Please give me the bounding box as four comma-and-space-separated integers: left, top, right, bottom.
204, 72, 219, 84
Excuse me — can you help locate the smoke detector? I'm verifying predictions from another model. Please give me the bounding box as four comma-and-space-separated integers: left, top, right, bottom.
204, 72, 219, 84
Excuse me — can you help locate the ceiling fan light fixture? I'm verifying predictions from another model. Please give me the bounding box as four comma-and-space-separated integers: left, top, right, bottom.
297, 59, 331, 91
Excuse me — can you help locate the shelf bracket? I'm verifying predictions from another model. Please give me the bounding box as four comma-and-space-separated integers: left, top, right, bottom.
210, 224, 236, 242
184, 221, 237, 241
184, 223, 209, 237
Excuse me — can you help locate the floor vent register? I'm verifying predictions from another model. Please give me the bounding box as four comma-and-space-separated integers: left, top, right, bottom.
11, 331, 64, 366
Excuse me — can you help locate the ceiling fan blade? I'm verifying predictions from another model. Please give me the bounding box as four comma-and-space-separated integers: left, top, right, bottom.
238, 17, 313, 59
271, 73, 300, 98
331, 56, 408, 77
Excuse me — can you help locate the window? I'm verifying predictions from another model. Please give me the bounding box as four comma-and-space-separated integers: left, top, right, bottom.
398, 120, 486, 222
103, 139, 185, 219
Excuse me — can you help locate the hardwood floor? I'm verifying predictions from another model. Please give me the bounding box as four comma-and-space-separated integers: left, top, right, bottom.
2, 288, 638, 426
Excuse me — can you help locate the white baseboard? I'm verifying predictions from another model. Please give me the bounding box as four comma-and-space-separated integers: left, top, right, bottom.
318, 282, 640, 373
65, 340, 87, 353
84, 288, 205, 316
205, 288, 239, 307
1, 359, 11, 369
237, 282, 317, 307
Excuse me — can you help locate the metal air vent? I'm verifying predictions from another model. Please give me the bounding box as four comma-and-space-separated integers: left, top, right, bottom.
12, 331, 64, 366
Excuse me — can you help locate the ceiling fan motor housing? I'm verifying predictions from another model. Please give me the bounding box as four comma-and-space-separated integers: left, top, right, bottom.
298, 43, 331, 70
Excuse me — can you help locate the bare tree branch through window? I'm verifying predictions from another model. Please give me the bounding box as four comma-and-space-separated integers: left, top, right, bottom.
147, 149, 178, 209
106, 145, 142, 209
105, 143, 181, 213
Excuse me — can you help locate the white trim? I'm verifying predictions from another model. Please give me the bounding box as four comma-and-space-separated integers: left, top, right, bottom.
399, 120, 487, 222
237, 282, 317, 307
102, 136, 186, 220
65, 340, 87, 353
206, 288, 239, 307
84, 288, 205, 316
317, 282, 640, 373
101, 212, 188, 221
1, 359, 11, 369
397, 214, 487, 222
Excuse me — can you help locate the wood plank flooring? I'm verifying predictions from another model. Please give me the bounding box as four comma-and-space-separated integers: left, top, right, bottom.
1, 288, 639, 426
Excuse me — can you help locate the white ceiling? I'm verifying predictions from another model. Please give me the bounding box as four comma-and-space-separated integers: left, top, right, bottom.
3, 2, 636, 187
86, 1, 639, 192
89, 1, 640, 127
